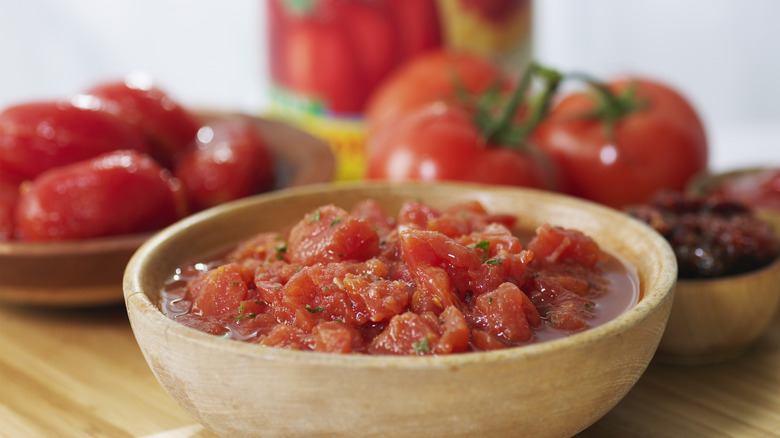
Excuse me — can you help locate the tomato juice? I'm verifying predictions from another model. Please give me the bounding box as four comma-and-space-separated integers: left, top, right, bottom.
160, 198, 639, 355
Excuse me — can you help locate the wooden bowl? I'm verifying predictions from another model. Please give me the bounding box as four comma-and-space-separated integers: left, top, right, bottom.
0, 111, 334, 307
124, 182, 677, 438
655, 255, 780, 365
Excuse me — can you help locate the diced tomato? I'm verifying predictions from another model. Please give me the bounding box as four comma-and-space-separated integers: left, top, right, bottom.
469, 283, 540, 344
350, 199, 396, 235
161, 198, 623, 355
527, 223, 606, 268
397, 200, 439, 228
227, 232, 287, 263
188, 264, 250, 317
342, 272, 410, 323
368, 311, 441, 355
313, 321, 366, 354
287, 205, 380, 265
256, 324, 314, 351
434, 306, 470, 354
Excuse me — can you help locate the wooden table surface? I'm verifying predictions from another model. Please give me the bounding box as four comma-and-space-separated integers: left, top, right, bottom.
1, 299, 779, 438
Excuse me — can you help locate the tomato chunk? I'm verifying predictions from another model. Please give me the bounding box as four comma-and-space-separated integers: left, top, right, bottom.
287, 205, 380, 265
188, 264, 251, 317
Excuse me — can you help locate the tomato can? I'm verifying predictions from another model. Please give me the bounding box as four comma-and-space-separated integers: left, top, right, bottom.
266, 0, 533, 181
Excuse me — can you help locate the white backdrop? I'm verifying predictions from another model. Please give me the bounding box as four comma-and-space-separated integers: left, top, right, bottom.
1, 0, 778, 171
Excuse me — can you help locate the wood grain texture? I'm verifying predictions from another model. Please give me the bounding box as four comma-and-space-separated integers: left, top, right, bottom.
1, 304, 778, 437
655, 257, 780, 365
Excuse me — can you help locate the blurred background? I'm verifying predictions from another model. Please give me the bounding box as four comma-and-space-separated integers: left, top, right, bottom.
1, 0, 778, 172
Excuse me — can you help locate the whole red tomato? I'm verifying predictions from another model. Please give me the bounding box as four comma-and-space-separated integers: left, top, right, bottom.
366, 104, 555, 189
365, 50, 512, 135
533, 77, 708, 208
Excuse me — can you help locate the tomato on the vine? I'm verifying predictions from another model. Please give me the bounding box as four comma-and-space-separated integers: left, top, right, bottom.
365, 49, 513, 135
366, 63, 560, 190
532, 77, 708, 208
366, 104, 555, 189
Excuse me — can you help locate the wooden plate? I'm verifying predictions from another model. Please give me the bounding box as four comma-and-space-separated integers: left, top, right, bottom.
0, 111, 334, 307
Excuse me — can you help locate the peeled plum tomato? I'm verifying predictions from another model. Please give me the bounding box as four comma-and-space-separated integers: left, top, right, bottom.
174, 119, 276, 212
14, 150, 186, 241
162, 199, 617, 355
85, 76, 202, 167
0, 100, 149, 181
0, 175, 20, 241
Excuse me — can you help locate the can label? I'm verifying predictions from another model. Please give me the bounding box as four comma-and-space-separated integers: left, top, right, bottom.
266, 0, 532, 181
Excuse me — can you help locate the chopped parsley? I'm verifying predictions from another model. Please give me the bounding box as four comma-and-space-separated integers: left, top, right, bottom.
485, 258, 502, 265
234, 313, 257, 321
474, 240, 491, 261
475, 240, 491, 253
329, 218, 342, 226
413, 337, 430, 354
309, 210, 321, 223
305, 304, 324, 313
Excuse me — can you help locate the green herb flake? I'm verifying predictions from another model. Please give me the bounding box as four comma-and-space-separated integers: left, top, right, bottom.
238, 302, 245, 314
329, 218, 342, 227
255, 300, 267, 306
488, 297, 494, 303
234, 313, 257, 321
485, 258, 502, 265
585, 303, 592, 311
309, 210, 321, 223
305, 304, 324, 314
413, 337, 430, 354
475, 240, 490, 253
